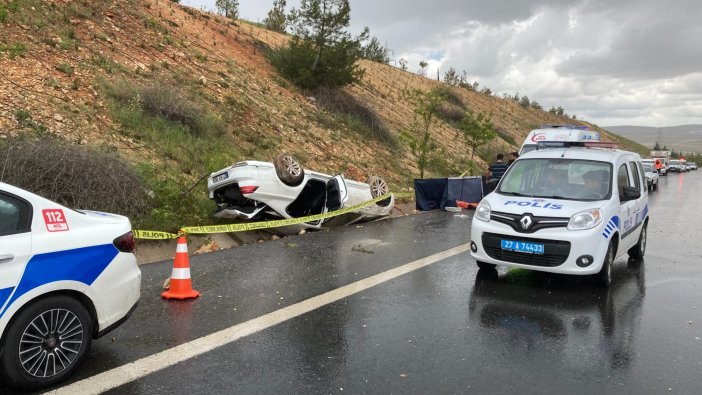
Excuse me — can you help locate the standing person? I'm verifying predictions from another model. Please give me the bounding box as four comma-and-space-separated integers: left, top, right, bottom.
508, 151, 519, 166
489, 154, 509, 181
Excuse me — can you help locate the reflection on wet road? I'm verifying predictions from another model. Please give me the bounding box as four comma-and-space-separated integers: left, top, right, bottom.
5, 173, 702, 394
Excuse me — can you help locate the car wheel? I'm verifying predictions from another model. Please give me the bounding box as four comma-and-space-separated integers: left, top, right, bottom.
628, 222, 647, 260
0, 296, 93, 391
476, 261, 496, 271
593, 242, 614, 287
653, 182, 657, 191
367, 176, 392, 207
273, 153, 304, 186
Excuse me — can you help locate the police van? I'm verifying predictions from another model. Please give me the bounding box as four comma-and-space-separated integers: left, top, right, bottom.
471, 134, 649, 286
0, 182, 141, 390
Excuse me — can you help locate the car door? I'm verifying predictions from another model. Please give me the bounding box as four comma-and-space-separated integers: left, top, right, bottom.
616, 162, 639, 253
0, 191, 33, 318
325, 175, 348, 212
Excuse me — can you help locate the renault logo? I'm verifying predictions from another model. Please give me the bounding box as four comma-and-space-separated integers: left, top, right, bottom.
520, 215, 533, 230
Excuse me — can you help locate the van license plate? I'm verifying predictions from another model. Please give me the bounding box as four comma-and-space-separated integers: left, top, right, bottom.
212, 172, 228, 183
501, 240, 544, 254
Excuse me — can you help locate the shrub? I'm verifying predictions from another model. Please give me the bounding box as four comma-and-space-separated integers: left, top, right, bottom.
436, 103, 464, 124
0, 133, 151, 220
313, 86, 398, 149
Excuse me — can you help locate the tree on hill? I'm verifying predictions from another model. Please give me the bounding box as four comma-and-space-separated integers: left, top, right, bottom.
519, 95, 530, 108
271, 0, 367, 89
263, 0, 287, 33
444, 67, 460, 86
418, 60, 428, 77
361, 36, 391, 64
399, 58, 408, 71
215, 0, 239, 20
400, 88, 446, 178
460, 111, 496, 176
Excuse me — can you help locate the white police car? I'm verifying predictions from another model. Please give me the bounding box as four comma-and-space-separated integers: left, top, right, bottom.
470, 139, 649, 286
0, 182, 141, 390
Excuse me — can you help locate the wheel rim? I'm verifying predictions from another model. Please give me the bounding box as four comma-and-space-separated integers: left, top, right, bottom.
606, 247, 613, 282
282, 155, 301, 177
640, 226, 647, 255
370, 178, 388, 197
19, 308, 84, 378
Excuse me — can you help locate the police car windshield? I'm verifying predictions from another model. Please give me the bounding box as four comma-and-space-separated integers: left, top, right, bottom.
498, 158, 613, 201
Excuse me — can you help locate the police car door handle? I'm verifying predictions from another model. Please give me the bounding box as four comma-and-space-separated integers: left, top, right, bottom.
0, 254, 14, 264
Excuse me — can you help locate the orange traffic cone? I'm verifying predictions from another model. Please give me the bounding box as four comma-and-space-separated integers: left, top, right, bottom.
161, 237, 200, 300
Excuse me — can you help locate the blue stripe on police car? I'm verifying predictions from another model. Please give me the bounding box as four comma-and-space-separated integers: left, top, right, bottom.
0, 244, 118, 320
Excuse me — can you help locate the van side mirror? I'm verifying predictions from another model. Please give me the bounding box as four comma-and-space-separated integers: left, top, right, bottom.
620, 186, 641, 202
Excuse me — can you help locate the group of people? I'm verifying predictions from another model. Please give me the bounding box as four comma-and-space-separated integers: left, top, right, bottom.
484, 152, 519, 192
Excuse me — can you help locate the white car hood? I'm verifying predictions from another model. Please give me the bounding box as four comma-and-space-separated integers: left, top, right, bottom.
487, 193, 604, 217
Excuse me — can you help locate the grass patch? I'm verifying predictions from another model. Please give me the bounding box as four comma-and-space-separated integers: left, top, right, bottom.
55, 62, 74, 75
101, 78, 240, 228
0, 42, 27, 59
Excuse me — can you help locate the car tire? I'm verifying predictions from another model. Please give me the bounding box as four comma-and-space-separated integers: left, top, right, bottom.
476, 261, 496, 271
273, 153, 304, 186
0, 296, 93, 391
593, 242, 614, 287
366, 176, 391, 207
653, 182, 657, 191
628, 222, 647, 260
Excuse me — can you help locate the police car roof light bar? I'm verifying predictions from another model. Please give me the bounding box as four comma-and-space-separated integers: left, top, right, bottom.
539, 124, 590, 130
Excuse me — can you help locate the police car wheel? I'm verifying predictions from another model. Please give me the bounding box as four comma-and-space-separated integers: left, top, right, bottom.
476, 261, 496, 271
593, 242, 614, 287
628, 222, 647, 260
0, 296, 93, 391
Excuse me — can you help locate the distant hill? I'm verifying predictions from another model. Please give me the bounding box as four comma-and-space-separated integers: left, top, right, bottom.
603, 125, 702, 154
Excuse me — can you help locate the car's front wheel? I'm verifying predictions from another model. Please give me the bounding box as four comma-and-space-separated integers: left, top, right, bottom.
628, 222, 647, 260
593, 242, 614, 287
0, 296, 93, 391
273, 153, 304, 186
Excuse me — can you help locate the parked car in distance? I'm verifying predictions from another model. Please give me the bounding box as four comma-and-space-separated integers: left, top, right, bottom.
207, 154, 394, 233
688, 162, 698, 170
669, 159, 683, 172
643, 163, 659, 191
0, 182, 141, 391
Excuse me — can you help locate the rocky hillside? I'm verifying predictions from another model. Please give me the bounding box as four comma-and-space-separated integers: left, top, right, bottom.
0, 0, 650, 226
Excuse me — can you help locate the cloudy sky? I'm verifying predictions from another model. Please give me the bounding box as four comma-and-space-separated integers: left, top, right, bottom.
182, 0, 702, 127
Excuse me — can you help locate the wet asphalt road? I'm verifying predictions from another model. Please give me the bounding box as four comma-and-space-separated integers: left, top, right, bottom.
4, 171, 702, 394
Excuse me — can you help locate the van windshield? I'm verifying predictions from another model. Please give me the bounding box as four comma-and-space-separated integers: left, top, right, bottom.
498, 159, 613, 201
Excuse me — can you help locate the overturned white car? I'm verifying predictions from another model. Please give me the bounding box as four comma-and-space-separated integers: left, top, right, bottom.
207, 154, 394, 231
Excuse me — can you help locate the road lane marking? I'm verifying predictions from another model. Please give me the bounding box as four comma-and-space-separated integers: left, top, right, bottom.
47, 243, 470, 395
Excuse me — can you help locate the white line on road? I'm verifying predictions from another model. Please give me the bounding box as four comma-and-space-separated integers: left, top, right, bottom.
47, 243, 470, 395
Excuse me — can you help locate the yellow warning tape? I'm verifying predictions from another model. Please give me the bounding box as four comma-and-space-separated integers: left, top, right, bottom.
132, 229, 181, 240
132, 193, 395, 239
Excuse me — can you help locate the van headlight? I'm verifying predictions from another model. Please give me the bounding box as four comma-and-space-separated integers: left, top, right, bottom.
568, 209, 603, 230
475, 200, 491, 222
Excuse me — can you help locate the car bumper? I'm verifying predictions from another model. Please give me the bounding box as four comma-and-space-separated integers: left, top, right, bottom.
88, 252, 141, 333
470, 219, 610, 275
